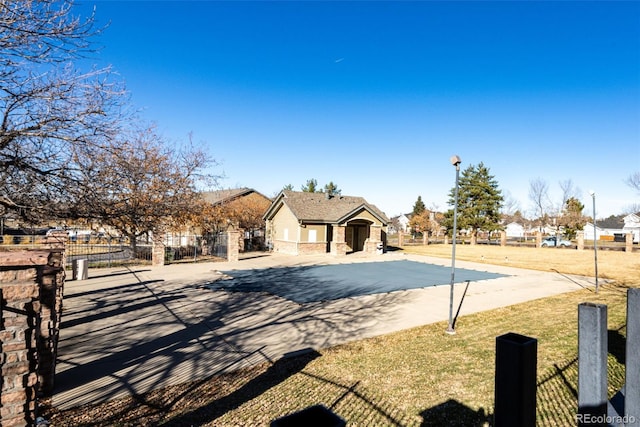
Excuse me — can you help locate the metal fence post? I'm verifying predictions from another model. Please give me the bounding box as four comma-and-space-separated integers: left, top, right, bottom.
578, 303, 608, 426
494, 332, 538, 427
627, 289, 640, 426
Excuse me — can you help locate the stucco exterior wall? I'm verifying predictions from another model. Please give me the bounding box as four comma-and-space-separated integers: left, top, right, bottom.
340, 208, 382, 226
270, 204, 300, 242
299, 224, 327, 243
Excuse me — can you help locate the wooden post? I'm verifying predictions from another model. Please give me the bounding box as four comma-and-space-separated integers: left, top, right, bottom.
626, 233, 634, 253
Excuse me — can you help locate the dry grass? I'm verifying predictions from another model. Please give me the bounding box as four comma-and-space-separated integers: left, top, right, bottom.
41, 245, 638, 426
402, 244, 640, 287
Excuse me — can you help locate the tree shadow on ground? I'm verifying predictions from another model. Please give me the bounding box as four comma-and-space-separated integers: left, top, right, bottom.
420, 399, 489, 426
164, 349, 321, 426
48, 262, 418, 422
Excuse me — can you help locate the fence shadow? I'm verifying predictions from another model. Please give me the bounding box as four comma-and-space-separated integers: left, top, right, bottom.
608, 325, 626, 365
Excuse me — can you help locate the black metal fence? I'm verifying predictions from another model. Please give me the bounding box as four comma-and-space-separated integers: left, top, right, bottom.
0, 232, 238, 268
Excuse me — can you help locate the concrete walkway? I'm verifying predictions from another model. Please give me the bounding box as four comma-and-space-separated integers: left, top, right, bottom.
52, 251, 595, 410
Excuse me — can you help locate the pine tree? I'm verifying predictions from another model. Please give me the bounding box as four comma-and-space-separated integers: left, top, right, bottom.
559, 197, 585, 239
324, 181, 341, 196
412, 196, 426, 216
444, 162, 503, 244
301, 179, 319, 193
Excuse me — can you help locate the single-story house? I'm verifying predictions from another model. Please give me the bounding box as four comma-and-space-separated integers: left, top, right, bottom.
623, 212, 640, 243
202, 187, 273, 250
582, 223, 610, 241
263, 190, 389, 256
505, 222, 525, 238
581, 213, 639, 243
202, 187, 272, 217
389, 213, 412, 234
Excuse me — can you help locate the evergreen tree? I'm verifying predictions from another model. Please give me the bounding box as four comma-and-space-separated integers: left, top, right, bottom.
559, 197, 585, 239
282, 184, 294, 191
444, 162, 503, 244
324, 181, 341, 196
412, 196, 426, 216
301, 178, 319, 193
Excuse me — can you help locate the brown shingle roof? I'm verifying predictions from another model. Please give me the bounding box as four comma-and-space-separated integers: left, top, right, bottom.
202, 188, 256, 205
274, 190, 388, 224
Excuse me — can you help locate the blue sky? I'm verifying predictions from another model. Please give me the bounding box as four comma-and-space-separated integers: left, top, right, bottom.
75, 1, 639, 218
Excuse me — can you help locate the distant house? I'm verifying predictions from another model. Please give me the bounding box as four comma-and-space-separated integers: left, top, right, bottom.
581, 213, 639, 243
201, 188, 272, 250
623, 212, 640, 243
505, 222, 525, 238
202, 188, 271, 211
263, 190, 389, 256
582, 222, 609, 241
201, 188, 272, 230
389, 213, 412, 234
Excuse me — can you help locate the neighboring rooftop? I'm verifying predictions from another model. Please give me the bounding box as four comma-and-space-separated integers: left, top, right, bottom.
202, 188, 269, 205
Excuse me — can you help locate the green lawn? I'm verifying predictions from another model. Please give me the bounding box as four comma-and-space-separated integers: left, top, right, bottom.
42, 245, 638, 426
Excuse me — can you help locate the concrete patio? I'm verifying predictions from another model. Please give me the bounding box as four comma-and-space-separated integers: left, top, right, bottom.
52, 251, 594, 410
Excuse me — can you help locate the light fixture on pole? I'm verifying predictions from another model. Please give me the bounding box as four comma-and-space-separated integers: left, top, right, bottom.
446, 155, 461, 334
589, 190, 599, 293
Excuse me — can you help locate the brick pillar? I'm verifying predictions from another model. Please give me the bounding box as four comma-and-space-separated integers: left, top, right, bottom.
227, 229, 240, 262
398, 232, 403, 247
536, 231, 542, 248
152, 230, 165, 266
330, 226, 347, 256
364, 225, 382, 254
37, 256, 64, 396
1, 251, 51, 426
577, 231, 584, 251
500, 231, 507, 247
626, 233, 634, 253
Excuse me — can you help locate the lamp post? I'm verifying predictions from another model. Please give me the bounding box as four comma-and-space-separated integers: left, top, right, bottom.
447, 155, 461, 334
589, 190, 599, 293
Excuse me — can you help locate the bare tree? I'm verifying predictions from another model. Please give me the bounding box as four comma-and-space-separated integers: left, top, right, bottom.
500, 189, 521, 216
626, 172, 640, 193
529, 178, 550, 231
558, 179, 581, 211
0, 0, 127, 221
88, 126, 217, 255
